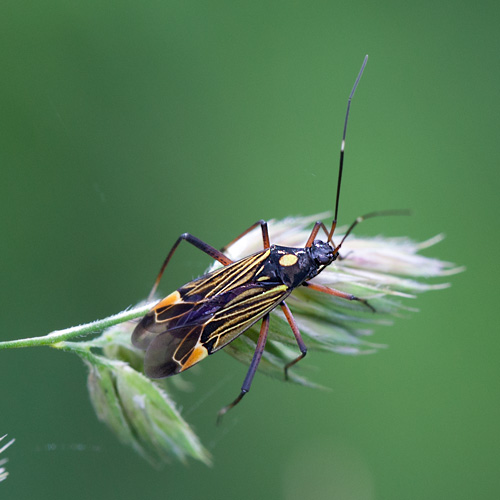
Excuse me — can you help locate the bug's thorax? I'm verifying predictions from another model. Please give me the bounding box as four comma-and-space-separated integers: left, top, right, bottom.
258, 242, 338, 289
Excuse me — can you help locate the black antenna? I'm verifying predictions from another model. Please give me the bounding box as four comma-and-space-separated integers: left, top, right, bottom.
329, 55, 368, 242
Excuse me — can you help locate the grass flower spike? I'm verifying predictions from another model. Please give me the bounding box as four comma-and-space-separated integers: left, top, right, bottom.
208, 213, 463, 383
0, 435, 15, 483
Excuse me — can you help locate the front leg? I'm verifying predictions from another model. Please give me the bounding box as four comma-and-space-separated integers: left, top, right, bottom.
303, 281, 375, 312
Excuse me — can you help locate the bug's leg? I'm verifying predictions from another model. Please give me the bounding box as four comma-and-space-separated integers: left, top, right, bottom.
217, 314, 270, 424
147, 233, 234, 301
305, 221, 331, 247
337, 250, 354, 261
303, 281, 376, 312
220, 220, 270, 252
280, 302, 307, 379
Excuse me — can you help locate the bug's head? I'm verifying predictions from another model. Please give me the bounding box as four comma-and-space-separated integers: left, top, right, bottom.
309, 239, 338, 268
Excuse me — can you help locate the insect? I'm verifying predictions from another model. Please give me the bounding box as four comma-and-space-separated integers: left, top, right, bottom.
133, 55, 388, 420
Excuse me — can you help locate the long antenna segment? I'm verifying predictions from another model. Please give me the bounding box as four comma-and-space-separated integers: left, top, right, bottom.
329, 55, 368, 242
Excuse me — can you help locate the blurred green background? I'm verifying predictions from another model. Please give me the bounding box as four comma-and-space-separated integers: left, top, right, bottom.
1, 1, 498, 499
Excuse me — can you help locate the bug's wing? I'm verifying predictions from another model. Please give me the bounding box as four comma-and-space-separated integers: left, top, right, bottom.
132, 249, 291, 378
132, 249, 273, 352
131, 290, 202, 351
142, 323, 206, 378
139, 282, 290, 378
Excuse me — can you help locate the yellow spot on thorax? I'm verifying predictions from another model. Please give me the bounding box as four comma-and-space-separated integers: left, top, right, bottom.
279, 253, 299, 267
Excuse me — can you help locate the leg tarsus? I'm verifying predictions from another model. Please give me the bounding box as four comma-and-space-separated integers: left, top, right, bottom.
216, 390, 247, 425
216, 314, 270, 423
337, 250, 354, 261
284, 351, 307, 381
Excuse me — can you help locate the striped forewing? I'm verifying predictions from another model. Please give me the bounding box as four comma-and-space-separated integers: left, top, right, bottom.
135, 249, 292, 376
181, 249, 272, 299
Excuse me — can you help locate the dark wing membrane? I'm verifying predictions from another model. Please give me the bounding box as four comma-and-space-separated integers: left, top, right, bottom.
143, 282, 290, 378
132, 249, 272, 350
132, 249, 291, 378
143, 323, 205, 378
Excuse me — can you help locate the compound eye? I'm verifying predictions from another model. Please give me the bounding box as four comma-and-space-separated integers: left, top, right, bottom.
317, 254, 332, 265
